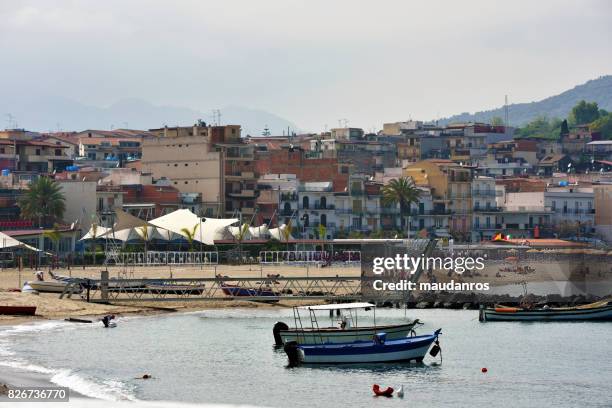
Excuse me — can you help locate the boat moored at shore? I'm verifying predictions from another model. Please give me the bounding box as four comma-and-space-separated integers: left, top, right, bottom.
479, 300, 612, 322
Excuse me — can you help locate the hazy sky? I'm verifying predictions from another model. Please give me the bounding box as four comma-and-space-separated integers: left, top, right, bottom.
1, 0, 611, 132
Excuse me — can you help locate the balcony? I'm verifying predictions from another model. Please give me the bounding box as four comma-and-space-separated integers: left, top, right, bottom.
225, 171, 256, 180
471, 190, 498, 197
280, 193, 298, 202
473, 206, 501, 212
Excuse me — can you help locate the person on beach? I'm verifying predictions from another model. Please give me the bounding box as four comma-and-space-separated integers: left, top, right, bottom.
101, 314, 116, 327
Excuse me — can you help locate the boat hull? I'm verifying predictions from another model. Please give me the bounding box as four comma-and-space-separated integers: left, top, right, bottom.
0, 306, 37, 316
480, 303, 612, 322
291, 332, 440, 364
280, 322, 417, 344
28, 281, 75, 293
220, 284, 276, 297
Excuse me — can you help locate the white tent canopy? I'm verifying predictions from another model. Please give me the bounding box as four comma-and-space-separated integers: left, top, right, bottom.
249, 225, 270, 239
228, 224, 252, 240
103, 228, 141, 242
201, 217, 239, 244
269, 224, 295, 241
148, 209, 238, 245
79, 225, 111, 241
0, 231, 40, 251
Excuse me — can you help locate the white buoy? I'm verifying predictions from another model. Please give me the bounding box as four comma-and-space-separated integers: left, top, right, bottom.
396, 385, 404, 398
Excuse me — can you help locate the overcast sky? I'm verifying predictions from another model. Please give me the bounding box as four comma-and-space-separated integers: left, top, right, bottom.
1, 0, 611, 132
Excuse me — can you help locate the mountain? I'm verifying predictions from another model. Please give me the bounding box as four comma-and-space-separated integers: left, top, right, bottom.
438, 75, 612, 126
0, 95, 301, 136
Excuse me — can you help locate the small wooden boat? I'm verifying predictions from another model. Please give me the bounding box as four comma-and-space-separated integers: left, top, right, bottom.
284, 329, 442, 364
28, 281, 82, 294
479, 300, 612, 322
65, 317, 93, 323
273, 303, 422, 345
0, 305, 37, 316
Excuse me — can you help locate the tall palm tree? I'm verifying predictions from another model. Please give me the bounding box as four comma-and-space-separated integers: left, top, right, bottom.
236, 223, 250, 263
180, 224, 198, 252
18, 177, 66, 227
381, 177, 421, 237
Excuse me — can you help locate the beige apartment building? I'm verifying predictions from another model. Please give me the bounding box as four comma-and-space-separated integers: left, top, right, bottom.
142, 124, 243, 217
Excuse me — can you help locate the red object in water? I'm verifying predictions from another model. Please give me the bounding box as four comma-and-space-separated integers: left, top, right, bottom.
481, 367, 488, 373
372, 384, 394, 397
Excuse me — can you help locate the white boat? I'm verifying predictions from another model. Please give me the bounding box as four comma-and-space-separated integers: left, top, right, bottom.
273, 303, 422, 345
284, 330, 442, 364
28, 281, 81, 294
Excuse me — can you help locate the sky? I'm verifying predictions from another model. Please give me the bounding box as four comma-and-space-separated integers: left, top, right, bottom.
1, 0, 611, 132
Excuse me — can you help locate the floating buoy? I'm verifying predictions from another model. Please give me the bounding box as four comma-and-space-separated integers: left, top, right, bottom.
142, 374, 151, 379
481, 367, 488, 373
396, 385, 404, 398
372, 384, 394, 397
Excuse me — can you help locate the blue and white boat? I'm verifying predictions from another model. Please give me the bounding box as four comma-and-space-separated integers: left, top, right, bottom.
284, 330, 442, 364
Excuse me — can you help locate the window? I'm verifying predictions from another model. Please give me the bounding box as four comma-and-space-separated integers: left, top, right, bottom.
551, 200, 556, 210
54, 149, 62, 156
35, 149, 41, 155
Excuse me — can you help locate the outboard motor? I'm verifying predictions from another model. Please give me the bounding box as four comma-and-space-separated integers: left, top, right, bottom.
273, 321, 289, 347
283, 341, 301, 366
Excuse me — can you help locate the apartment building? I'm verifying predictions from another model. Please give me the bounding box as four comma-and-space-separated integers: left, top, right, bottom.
544, 186, 595, 233
142, 124, 242, 217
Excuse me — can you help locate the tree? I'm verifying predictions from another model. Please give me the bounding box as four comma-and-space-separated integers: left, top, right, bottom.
569, 100, 600, 125
317, 224, 327, 240
515, 116, 562, 139
235, 223, 250, 263
18, 177, 66, 227
490, 116, 504, 126
560, 119, 569, 136
589, 113, 612, 139
280, 220, 293, 251
180, 224, 199, 252
381, 177, 421, 237
138, 225, 149, 256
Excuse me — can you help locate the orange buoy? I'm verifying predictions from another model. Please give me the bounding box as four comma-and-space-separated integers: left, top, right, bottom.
372, 384, 394, 397
481, 367, 488, 373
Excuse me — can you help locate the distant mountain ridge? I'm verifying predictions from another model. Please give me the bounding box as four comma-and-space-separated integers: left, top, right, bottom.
438, 75, 612, 126
0, 95, 301, 137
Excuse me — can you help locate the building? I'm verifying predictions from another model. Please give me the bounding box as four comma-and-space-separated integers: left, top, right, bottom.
330, 127, 364, 140
544, 186, 595, 235
142, 124, 242, 217
0, 133, 72, 173
56, 179, 98, 234
404, 160, 472, 239
593, 184, 612, 242
471, 176, 499, 241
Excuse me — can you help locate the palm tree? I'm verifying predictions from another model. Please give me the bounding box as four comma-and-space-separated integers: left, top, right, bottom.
281, 219, 292, 251
236, 223, 250, 263
381, 177, 421, 237
18, 177, 66, 227
180, 224, 198, 252
138, 225, 149, 256
43, 224, 62, 268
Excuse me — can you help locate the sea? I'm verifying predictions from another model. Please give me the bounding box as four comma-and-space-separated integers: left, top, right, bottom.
1, 308, 611, 408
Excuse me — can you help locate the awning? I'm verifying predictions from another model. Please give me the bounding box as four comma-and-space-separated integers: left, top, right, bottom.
0, 231, 40, 251
79, 225, 111, 241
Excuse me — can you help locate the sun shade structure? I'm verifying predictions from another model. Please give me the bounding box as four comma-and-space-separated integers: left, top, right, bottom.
0, 231, 40, 251
228, 224, 252, 240
103, 228, 141, 242
249, 225, 270, 239
79, 225, 111, 241
269, 224, 295, 241
113, 209, 149, 231
148, 209, 238, 245
297, 303, 375, 311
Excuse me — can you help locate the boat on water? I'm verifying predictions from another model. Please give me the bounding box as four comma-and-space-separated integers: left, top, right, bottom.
0, 305, 37, 316
479, 300, 612, 322
284, 330, 442, 364
273, 303, 422, 346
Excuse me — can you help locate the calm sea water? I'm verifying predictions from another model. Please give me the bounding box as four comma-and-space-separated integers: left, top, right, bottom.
1, 308, 612, 407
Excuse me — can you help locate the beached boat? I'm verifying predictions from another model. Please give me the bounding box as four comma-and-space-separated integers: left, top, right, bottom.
273, 303, 422, 346
28, 281, 81, 294
479, 300, 612, 322
0, 305, 37, 316
284, 330, 442, 364
221, 283, 277, 297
